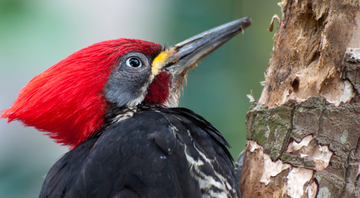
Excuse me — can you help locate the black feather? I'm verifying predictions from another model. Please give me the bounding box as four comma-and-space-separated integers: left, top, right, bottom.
39, 108, 239, 198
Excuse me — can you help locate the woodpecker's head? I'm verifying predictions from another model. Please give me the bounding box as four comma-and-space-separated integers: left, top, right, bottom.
1, 17, 251, 148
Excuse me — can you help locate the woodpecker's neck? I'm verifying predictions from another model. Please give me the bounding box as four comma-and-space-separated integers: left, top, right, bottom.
103, 102, 165, 127
102, 67, 182, 136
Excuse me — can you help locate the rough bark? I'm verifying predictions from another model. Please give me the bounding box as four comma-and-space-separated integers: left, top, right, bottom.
239, 0, 360, 197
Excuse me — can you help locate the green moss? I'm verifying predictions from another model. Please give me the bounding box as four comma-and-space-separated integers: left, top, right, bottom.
246, 102, 294, 160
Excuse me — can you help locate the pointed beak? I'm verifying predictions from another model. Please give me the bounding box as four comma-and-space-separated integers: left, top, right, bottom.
151, 16, 252, 90
167, 16, 251, 72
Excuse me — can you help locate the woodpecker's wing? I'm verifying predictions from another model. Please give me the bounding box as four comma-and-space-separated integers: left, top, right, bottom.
39, 108, 239, 198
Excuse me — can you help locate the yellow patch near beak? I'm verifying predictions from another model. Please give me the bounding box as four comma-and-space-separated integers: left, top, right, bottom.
151, 48, 175, 79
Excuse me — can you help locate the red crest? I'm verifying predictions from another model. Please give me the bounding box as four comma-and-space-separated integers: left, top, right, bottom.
1, 39, 161, 148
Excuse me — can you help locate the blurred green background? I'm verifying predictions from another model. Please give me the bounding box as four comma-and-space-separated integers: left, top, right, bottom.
0, 0, 281, 197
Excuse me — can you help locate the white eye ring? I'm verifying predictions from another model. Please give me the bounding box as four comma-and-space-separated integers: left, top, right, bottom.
126, 57, 142, 68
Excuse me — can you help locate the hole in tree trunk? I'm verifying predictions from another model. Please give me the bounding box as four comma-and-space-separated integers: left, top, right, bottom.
292, 77, 300, 92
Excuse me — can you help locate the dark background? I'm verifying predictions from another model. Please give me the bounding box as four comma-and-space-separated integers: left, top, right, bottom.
0, 0, 281, 197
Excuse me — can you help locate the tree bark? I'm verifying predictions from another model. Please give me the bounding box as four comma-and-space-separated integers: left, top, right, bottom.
239, 0, 360, 197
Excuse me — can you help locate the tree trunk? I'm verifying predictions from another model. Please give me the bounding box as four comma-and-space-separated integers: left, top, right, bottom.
239, 0, 360, 197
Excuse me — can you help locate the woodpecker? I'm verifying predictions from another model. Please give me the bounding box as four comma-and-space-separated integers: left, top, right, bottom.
2, 17, 251, 198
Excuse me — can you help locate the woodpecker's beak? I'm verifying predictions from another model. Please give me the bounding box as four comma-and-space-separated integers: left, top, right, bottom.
151, 17, 252, 90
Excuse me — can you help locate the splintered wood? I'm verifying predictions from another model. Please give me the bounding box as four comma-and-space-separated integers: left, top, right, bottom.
259, 0, 360, 107
240, 0, 360, 197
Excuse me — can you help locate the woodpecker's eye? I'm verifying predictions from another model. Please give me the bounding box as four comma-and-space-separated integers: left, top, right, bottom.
126, 57, 142, 68
119, 52, 150, 74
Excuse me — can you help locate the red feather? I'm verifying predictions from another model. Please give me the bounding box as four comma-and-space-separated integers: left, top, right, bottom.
144, 71, 171, 104
1, 38, 161, 148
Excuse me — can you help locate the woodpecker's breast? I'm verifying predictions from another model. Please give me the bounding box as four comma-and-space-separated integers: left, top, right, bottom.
39, 108, 239, 198
157, 108, 238, 198
183, 137, 236, 198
